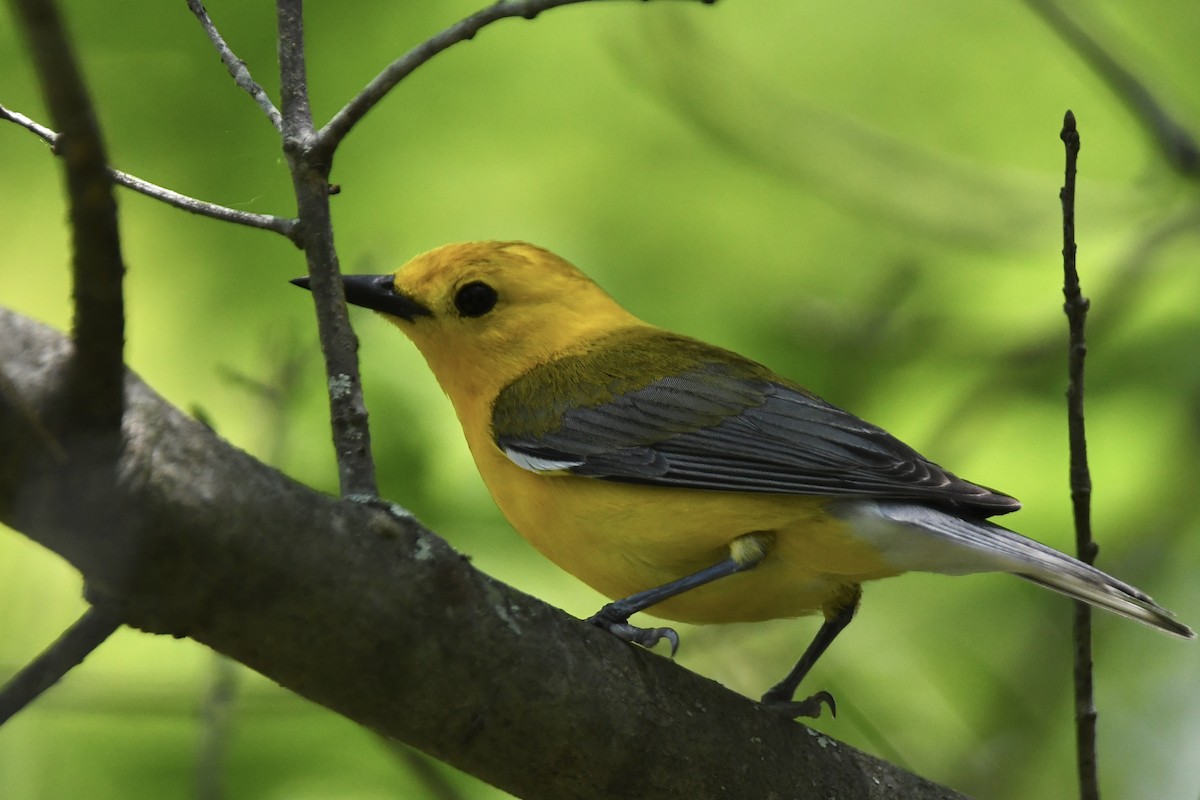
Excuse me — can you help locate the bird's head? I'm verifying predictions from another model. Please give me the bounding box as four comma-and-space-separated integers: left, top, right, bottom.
293, 241, 641, 399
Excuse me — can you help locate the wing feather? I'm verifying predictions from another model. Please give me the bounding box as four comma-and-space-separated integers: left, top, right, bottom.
493, 330, 1019, 515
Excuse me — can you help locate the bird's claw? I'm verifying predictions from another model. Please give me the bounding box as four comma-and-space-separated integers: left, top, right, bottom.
587, 612, 680, 656
760, 690, 837, 719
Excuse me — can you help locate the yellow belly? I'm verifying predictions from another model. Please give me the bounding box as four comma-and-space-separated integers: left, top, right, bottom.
476, 448, 901, 624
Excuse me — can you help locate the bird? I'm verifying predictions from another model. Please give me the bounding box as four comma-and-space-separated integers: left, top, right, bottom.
292, 240, 1193, 717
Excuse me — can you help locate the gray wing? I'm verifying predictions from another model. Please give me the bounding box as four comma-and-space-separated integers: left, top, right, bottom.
494, 362, 1020, 516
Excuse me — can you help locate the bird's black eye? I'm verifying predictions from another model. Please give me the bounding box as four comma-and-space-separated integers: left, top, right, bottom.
454, 281, 498, 317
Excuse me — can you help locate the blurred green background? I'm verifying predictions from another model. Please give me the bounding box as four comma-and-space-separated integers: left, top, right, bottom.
2, 0, 1199, 797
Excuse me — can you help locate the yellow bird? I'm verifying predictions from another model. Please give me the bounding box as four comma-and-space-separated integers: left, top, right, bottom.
294, 241, 1192, 717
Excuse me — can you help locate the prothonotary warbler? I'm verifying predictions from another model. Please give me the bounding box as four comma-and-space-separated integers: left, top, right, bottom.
293, 240, 1193, 717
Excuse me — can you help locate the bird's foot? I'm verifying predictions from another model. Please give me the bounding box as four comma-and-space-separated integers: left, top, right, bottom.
760, 689, 837, 720
586, 606, 680, 656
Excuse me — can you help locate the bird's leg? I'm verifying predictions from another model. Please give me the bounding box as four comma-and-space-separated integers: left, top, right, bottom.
587, 532, 772, 656
760, 586, 860, 719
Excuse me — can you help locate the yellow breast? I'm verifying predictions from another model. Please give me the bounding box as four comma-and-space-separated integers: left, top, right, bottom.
468, 433, 900, 624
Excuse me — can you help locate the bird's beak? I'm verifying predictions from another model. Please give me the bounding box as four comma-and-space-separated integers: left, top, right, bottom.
290, 274, 432, 321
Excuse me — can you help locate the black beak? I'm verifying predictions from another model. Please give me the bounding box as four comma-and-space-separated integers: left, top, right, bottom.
290, 274, 432, 321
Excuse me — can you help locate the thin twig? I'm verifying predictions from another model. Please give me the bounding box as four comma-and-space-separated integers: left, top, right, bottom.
111, 164, 301, 242
277, 0, 379, 498
186, 0, 284, 132
1026, 0, 1199, 178
0, 605, 122, 724
1060, 110, 1099, 800
0, 104, 300, 243
317, 0, 717, 153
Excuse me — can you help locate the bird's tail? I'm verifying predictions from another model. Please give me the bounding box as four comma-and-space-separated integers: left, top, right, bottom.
851, 502, 1194, 639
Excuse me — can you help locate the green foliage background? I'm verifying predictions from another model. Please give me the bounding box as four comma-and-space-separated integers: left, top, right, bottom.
2, 1, 1198, 797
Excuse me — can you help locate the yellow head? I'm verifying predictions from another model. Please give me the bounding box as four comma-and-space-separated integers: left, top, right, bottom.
331, 241, 642, 403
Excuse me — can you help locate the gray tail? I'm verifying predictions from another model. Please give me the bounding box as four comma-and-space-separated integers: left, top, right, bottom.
1015, 570, 1193, 639
871, 502, 1194, 639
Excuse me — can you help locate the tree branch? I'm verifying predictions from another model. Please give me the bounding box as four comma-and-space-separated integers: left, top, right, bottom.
186, 0, 284, 132
0, 605, 121, 724
9, 0, 124, 432
0, 104, 301, 242
277, 0, 379, 498
0, 308, 968, 800
317, 0, 717, 154
1059, 110, 1098, 800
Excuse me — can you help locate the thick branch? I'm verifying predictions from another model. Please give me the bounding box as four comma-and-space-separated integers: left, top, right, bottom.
0, 308, 966, 800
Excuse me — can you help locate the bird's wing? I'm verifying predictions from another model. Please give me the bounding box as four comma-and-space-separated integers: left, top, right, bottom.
492, 331, 1020, 516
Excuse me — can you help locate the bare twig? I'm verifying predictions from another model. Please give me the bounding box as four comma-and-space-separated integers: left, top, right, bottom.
317, 0, 717, 153
0, 101, 56, 139
1026, 0, 1200, 178
186, 0, 284, 131
276, 0, 379, 498
1060, 110, 1099, 800
111, 164, 300, 242
0, 104, 300, 243
0, 605, 122, 724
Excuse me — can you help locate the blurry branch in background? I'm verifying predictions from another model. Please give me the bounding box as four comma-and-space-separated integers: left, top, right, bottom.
195, 654, 238, 800
924, 0, 1200, 452
0, 104, 301, 242
0, 607, 121, 724
625, 18, 1053, 251
1024, 0, 1200, 180
192, 337, 309, 799
318, 0, 715, 153
1058, 111, 1099, 800
186, 0, 284, 132
632, 3, 1200, 257
190, 349, 295, 800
